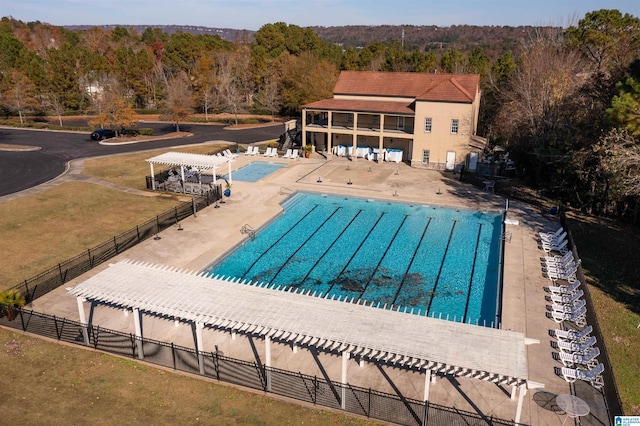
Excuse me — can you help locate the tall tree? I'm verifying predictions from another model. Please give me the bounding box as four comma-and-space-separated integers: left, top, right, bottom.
161, 71, 194, 132
3, 70, 38, 123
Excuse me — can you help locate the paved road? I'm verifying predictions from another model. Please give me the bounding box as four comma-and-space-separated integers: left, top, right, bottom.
0, 122, 284, 197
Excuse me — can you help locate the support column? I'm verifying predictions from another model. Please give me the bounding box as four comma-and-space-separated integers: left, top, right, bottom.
341, 351, 350, 409
423, 369, 432, 402
352, 113, 358, 161
379, 114, 385, 163
265, 336, 272, 391
150, 163, 156, 190
76, 296, 89, 345
511, 385, 517, 400
133, 308, 144, 359
195, 322, 205, 375
227, 160, 232, 185
327, 111, 333, 158
302, 109, 307, 146
180, 166, 185, 182
514, 384, 526, 425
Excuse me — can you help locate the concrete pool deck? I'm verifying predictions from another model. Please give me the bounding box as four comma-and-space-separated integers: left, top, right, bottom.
27, 152, 599, 425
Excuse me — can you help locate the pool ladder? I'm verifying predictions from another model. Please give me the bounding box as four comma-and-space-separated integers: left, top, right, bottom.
241, 224, 256, 240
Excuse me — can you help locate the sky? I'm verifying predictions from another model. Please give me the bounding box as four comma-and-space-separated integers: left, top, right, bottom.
1, 0, 638, 30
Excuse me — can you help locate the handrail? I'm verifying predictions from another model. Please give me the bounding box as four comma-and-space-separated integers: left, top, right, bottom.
278, 186, 293, 195
240, 224, 256, 240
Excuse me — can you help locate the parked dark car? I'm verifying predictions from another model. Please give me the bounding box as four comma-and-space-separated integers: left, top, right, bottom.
90, 129, 116, 141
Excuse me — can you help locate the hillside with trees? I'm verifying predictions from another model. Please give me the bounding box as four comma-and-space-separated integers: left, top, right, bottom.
1, 11, 640, 223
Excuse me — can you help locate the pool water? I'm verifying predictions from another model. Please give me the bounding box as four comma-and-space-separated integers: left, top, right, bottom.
223, 161, 286, 182
205, 193, 502, 326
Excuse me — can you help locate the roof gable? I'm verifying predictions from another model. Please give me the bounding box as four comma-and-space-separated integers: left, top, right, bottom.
333, 71, 479, 103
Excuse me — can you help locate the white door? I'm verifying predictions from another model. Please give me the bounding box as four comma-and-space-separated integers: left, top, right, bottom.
446, 151, 456, 170
468, 152, 479, 171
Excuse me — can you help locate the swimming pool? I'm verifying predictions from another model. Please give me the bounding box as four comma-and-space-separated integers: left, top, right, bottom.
205, 193, 502, 326
223, 161, 286, 182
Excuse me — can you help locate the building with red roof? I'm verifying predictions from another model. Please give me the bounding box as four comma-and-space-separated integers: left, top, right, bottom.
302, 71, 485, 170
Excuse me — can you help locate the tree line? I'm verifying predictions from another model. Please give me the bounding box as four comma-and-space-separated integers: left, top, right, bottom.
0, 10, 639, 221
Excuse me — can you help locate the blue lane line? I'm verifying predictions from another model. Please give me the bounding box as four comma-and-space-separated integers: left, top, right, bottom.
462, 224, 482, 323
241, 204, 320, 280
324, 212, 386, 295
391, 217, 432, 305
356, 215, 409, 300
299, 210, 363, 286
426, 221, 457, 314
269, 207, 342, 284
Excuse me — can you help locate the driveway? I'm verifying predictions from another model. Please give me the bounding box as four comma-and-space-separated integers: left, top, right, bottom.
0, 122, 284, 197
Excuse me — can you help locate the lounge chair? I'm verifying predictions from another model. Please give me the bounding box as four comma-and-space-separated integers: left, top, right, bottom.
545, 263, 577, 281
547, 279, 581, 296
543, 259, 578, 273
543, 251, 574, 265
270, 148, 279, 157
560, 363, 604, 389
542, 238, 569, 254
283, 149, 293, 159
224, 149, 238, 158
554, 325, 593, 342
558, 346, 600, 368
550, 289, 584, 306
539, 227, 564, 241
290, 149, 299, 159
251, 146, 260, 155
556, 335, 596, 354
540, 231, 567, 245
551, 305, 587, 326
244, 146, 254, 156
552, 299, 586, 314
263, 147, 274, 157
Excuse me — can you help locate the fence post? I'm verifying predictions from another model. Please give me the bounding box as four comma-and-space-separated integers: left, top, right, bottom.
422, 400, 429, 426
174, 207, 178, 223
171, 343, 176, 370
130, 333, 136, 358
368, 388, 371, 418
24, 280, 30, 302
58, 263, 64, 284
87, 249, 93, 268
113, 236, 118, 254
136, 226, 140, 242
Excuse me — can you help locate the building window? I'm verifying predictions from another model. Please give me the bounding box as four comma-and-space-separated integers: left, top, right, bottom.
424, 117, 432, 133
422, 150, 430, 164
451, 119, 459, 134
372, 115, 379, 126
397, 116, 405, 130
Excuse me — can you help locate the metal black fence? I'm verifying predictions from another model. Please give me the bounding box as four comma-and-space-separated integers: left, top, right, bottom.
6, 187, 221, 303
0, 309, 524, 426
560, 213, 623, 424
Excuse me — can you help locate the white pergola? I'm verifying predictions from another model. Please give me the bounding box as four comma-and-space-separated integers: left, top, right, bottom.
146, 151, 233, 190
69, 259, 533, 423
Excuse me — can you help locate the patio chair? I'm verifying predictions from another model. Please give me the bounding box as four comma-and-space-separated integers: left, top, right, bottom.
483, 180, 496, 192
550, 289, 584, 306
552, 298, 586, 314
290, 149, 299, 159
545, 263, 577, 281
270, 148, 279, 157
224, 149, 238, 158
540, 231, 567, 245
263, 147, 274, 157
551, 305, 587, 327
554, 325, 593, 342
541, 238, 569, 254
556, 335, 596, 354
250, 146, 260, 155
558, 346, 599, 368
539, 227, 564, 241
283, 149, 293, 159
244, 146, 254, 156
547, 279, 581, 296
543, 251, 573, 265
560, 363, 604, 389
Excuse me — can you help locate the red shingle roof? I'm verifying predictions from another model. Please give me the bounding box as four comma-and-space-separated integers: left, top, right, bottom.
332, 71, 479, 103
303, 98, 414, 115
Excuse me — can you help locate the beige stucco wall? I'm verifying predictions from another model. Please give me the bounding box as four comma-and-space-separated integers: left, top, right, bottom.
412, 100, 477, 169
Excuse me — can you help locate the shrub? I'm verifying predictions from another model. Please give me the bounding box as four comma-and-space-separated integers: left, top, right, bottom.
138, 128, 154, 136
